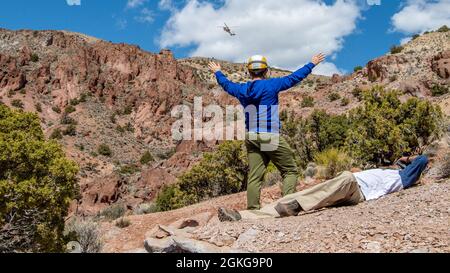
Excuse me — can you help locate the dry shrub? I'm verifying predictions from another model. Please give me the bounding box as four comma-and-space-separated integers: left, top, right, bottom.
65, 218, 103, 253
314, 148, 353, 179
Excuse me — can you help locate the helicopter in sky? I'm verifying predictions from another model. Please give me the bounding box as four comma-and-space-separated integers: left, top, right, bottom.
218, 23, 237, 36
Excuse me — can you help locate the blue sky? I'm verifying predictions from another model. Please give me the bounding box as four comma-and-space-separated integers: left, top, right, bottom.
0, 0, 449, 75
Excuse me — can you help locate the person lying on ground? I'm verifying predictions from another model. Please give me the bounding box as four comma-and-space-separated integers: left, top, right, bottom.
208, 53, 326, 211
218, 155, 429, 222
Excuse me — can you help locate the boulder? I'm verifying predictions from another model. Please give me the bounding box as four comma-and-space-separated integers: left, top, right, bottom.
143, 234, 241, 253
367, 55, 408, 82
398, 80, 427, 97
144, 237, 179, 253
331, 74, 342, 84
432, 50, 450, 79
145, 225, 171, 239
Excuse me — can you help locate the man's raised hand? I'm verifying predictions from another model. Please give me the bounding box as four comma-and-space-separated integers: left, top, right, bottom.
312, 53, 326, 66
208, 62, 222, 73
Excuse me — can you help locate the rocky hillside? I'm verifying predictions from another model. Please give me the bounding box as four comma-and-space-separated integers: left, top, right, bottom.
0, 28, 449, 219
0, 29, 217, 215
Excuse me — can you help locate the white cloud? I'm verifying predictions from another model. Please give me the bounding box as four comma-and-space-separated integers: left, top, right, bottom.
400, 36, 412, 45
135, 8, 155, 23
159, 0, 361, 75
127, 0, 148, 9
313, 62, 346, 76
66, 0, 81, 6
391, 0, 450, 34
116, 18, 128, 30
159, 0, 175, 11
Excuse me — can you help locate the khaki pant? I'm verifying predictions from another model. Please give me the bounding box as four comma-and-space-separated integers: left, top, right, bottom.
246, 133, 298, 210
240, 171, 366, 219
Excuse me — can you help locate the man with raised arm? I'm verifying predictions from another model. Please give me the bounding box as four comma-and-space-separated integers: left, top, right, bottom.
208, 53, 326, 215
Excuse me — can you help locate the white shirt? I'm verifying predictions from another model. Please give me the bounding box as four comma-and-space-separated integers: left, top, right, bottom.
353, 169, 403, 201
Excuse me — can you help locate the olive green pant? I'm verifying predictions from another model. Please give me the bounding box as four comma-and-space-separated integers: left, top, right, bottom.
246, 133, 298, 210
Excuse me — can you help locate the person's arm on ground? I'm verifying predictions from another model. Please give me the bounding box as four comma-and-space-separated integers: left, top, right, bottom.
399, 155, 420, 164
273, 53, 326, 92
209, 61, 243, 97
398, 155, 429, 188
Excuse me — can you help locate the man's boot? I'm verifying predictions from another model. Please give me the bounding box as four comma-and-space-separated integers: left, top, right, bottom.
275, 199, 302, 217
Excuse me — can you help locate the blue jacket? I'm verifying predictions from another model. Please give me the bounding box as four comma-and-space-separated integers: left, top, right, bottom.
214, 62, 315, 133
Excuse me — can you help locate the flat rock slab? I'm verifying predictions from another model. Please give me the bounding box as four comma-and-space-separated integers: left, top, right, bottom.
144, 234, 246, 253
